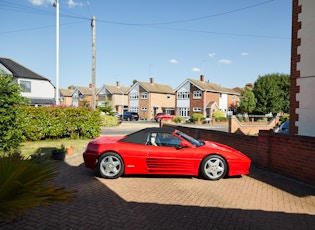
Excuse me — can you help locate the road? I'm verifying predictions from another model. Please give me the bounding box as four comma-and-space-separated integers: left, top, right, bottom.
101, 120, 228, 136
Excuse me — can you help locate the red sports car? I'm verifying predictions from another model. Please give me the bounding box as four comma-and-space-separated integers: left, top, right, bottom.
83, 127, 251, 180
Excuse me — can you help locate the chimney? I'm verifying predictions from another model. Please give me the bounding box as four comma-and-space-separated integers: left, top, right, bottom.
245, 83, 253, 89
116, 81, 120, 87
200, 75, 205, 82
150, 77, 154, 84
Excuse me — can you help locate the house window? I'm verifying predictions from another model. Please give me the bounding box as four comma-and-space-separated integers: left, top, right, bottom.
20, 80, 31, 93
167, 94, 171, 99
220, 93, 222, 98
141, 92, 148, 99
177, 91, 190, 99
232, 95, 235, 100
178, 107, 189, 117
130, 93, 138, 100
141, 107, 147, 111
193, 91, 202, 99
130, 107, 139, 113
193, 107, 202, 112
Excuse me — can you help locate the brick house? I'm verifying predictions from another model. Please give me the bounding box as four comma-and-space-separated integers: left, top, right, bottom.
290, 0, 315, 137
175, 75, 240, 119
0, 57, 55, 106
97, 82, 129, 114
128, 78, 175, 120
59, 88, 74, 107
72, 85, 98, 108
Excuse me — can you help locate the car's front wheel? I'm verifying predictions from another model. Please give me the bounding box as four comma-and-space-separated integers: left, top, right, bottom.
200, 155, 227, 180
97, 152, 124, 179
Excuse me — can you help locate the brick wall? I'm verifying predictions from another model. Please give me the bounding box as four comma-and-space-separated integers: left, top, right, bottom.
290, 0, 301, 134
163, 124, 315, 186
229, 116, 279, 135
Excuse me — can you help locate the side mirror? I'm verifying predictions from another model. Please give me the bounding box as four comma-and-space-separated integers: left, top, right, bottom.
177, 141, 189, 149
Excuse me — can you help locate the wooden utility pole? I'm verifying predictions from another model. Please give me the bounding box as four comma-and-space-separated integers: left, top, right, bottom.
91, 16, 96, 110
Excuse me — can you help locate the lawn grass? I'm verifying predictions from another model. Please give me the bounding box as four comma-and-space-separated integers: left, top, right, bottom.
19, 138, 92, 157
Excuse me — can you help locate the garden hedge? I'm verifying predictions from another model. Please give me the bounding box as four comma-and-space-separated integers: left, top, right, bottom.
19, 107, 101, 141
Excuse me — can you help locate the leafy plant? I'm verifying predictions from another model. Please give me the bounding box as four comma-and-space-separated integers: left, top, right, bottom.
191, 113, 205, 122
253, 73, 290, 114
212, 110, 225, 119
172, 116, 184, 123
20, 107, 101, 141
0, 75, 29, 153
0, 154, 76, 222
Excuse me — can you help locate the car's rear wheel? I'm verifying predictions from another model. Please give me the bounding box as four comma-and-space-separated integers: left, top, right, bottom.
97, 152, 124, 179
200, 155, 227, 180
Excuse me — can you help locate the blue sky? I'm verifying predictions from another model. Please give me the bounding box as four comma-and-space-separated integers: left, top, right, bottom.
1, 0, 292, 90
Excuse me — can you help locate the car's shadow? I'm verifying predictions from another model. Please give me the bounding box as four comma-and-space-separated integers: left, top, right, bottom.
2, 158, 314, 230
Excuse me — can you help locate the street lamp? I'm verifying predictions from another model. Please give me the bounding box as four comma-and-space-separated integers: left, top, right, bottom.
53, 1, 59, 105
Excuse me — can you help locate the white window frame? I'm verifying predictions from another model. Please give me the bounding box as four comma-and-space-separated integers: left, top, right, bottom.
141, 92, 148, 99
20, 80, 31, 93
130, 93, 138, 100
193, 91, 202, 99
193, 107, 202, 112
177, 91, 190, 99
178, 107, 189, 117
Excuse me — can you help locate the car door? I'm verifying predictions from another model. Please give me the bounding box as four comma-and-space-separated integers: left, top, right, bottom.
146, 132, 197, 175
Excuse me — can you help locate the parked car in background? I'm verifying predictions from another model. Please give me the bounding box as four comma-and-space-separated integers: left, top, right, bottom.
83, 127, 251, 180
154, 113, 175, 122
121, 111, 139, 121
278, 120, 290, 134
274, 120, 290, 134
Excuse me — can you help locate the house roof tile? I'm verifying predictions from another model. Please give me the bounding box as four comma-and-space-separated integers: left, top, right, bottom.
60, 89, 74, 97
189, 78, 240, 95
0, 57, 51, 81
104, 84, 130, 94
138, 81, 175, 94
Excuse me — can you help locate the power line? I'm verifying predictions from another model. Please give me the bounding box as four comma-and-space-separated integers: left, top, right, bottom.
96, 0, 276, 26
0, 0, 286, 40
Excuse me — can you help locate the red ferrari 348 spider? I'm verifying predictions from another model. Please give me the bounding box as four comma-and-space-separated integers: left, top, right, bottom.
83, 127, 251, 180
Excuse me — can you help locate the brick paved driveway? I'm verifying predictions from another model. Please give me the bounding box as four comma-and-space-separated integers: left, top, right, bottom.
2, 151, 314, 230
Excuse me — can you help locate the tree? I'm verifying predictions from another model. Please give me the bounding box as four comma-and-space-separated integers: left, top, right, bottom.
0, 75, 29, 152
97, 100, 113, 114
252, 73, 290, 114
238, 86, 257, 114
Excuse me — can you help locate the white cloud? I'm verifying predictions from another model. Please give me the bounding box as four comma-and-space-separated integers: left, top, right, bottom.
29, 0, 53, 6
28, 0, 82, 8
169, 59, 178, 64
68, 0, 83, 8
208, 52, 216, 57
192, 67, 200, 72
219, 59, 232, 64
241, 52, 249, 56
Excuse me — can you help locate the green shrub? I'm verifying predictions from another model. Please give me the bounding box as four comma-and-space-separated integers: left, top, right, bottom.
0, 75, 29, 153
100, 114, 120, 127
216, 117, 228, 122
172, 116, 184, 123
191, 113, 205, 122
212, 110, 225, 119
20, 107, 101, 141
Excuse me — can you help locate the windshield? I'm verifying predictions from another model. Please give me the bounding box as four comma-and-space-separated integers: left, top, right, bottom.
175, 130, 204, 147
